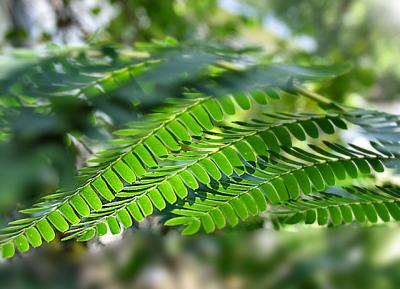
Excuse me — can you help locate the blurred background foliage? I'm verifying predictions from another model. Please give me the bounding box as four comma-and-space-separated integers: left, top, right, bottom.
1, 1, 400, 288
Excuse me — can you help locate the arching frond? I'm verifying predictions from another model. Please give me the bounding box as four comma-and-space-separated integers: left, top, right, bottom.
58, 112, 351, 240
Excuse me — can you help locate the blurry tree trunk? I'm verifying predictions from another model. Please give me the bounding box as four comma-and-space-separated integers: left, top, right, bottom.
5, 0, 86, 46
7, 0, 33, 46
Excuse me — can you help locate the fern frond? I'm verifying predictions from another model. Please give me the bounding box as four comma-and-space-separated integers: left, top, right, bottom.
271, 186, 400, 226
0, 95, 222, 244
0, 89, 283, 252
64, 113, 387, 239
48, 112, 347, 240
165, 143, 398, 234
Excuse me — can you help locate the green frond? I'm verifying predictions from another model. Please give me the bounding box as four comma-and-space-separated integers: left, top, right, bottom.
271, 186, 400, 226
63, 112, 389, 239
61, 111, 351, 238
0, 77, 287, 254
0, 95, 221, 250
165, 142, 398, 235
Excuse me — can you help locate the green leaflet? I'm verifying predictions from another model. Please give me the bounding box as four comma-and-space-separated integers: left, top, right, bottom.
182, 219, 201, 235
77, 229, 96, 242
167, 121, 192, 142
146, 136, 170, 158
231, 198, 249, 220
93, 178, 115, 201
180, 113, 203, 136
59, 203, 80, 225
158, 182, 177, 204
137, 196, 153, 216
328, 206, 342, 225
219, 95, 236, 115
47, 211, 69, 232
317, 208, 329, 225
293, 170, 312, 195
117, 209, 133, 228
148, 189, 167, 210
81, 186, 103, 211
201, 214, 216, 233
262, 183, 281, 204
204, 99, 223, 121
157, 128, 181, 151
199, 159, 222, 180
26, 227, 42, 248
2, 242, 15, 258
300, 120, 319, 138
247, 135, 269, 156
250, 189, 267, 212
271, 179, 290, 202
123, 153, 146, 176
272, 127, 292, 147
106, 216, 121, 235
191, 163, 211, 184
210, 208, 226, 229
282, 174, 300, 199
234, 93, 251, 110
179, 171, 199, 190
235, 141, 257, 163
70, 195, 90, 217
15, 235, 29, 253
374, 203, 390, 222
287, 123, 306, 141
241, 194, 258, 216
191, 105, 214, 130
221, 203, 239, 227
222, 147, 245, 175
114, 160, 136, 183
212, 152, 233, 176
103, 170, 124, 192
318, 164, 336, 186
96, 223, 108, 236
169, 176, 188, 199
36, 219, 55, 243
305, 167, 325, 191
260, 131, 280, 153
127, 203, 145, 222
134, 145, 158, 168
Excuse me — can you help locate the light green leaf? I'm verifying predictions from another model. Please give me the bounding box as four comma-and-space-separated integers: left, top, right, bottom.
47, 211, 69, 232
36, 219, 55, 243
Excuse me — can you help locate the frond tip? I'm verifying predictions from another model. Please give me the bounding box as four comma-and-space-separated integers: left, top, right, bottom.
272, 186, 400, 226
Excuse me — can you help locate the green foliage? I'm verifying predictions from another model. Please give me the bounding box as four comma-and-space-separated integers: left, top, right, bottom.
0, 41, 399, 259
